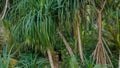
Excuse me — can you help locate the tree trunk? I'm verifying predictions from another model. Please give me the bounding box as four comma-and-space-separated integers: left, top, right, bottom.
92, 1, 112, 67
47, 49, 54, 68
75, 9, 84, 64
77, 26, 84, 64
57, 29, 74, 56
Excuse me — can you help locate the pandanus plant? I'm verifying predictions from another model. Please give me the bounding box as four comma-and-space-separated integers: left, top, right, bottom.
0, 0, 119, 68
91, 0, 113, 67
4, 0, 56, 68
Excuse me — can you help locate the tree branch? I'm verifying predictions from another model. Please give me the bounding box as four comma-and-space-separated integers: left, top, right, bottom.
100, 0, 106, 12
90, 0, 106, 13
90, 0, 100, 13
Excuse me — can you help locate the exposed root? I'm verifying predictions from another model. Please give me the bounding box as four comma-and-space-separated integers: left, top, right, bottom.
93, 40, 112, 65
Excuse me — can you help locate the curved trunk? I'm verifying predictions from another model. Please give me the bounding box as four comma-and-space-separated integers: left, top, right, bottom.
0, 0, 9, 20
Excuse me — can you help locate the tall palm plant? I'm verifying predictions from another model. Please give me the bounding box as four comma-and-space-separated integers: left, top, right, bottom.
91, 0, 113, 67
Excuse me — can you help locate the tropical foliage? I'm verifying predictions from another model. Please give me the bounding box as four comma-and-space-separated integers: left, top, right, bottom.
0, 0, 119, 68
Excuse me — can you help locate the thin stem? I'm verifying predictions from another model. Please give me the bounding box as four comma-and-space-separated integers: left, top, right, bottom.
77, 26, 84, 64
0, 0, 9, 21
57, 28, 74, 56
47, 48, 54, 68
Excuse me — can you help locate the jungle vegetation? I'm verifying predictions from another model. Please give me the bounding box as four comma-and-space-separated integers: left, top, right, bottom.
0, 0, 120, 68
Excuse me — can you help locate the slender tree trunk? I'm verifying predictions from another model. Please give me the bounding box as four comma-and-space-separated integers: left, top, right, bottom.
57, 29, 74, 56
75, 10, 84, 64
77, 26, 84, 64
98, 13, 102, 41
47, 49, 54, 68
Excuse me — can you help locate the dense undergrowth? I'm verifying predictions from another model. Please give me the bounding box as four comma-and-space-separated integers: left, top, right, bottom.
0, 0, 120, 68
